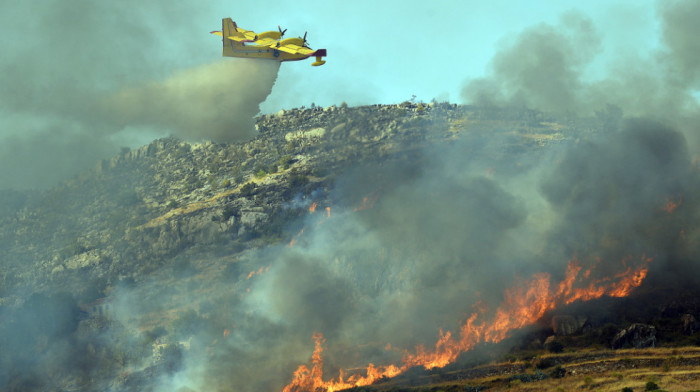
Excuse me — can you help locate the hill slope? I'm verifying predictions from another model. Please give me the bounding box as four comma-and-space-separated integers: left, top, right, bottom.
1, 103, 697, 392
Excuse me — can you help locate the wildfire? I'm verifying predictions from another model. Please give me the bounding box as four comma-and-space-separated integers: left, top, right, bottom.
662, 197, 682, 213
246, 266, 269, 279
288, 228, 304, 247
282, 257, 651, 392
282, 333, 401, 392
353, 191, 381, 212
289, 203, 335, 247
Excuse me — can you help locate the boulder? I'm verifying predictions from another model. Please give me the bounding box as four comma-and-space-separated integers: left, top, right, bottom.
544, 335, 564, 353
65, 249, 103, 270
551, 315, 588, 336
611, 323, 656, 349
681, 314, 698, 335
240, 209, 268, 229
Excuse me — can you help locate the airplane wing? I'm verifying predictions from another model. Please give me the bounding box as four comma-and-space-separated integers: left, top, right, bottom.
276, 44, 315, 55
234, 28, 258, 42
252, 37, 279, 47
208, 28, 257, 42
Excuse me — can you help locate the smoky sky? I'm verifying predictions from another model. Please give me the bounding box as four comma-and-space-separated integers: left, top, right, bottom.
660, 0, 700, 88
107, 3, 700, 388
3, 2, 700, 392
461, 3, 700, 140
182, 116, 698, 392
0, 1, 279, 190
198, 3, 699, 390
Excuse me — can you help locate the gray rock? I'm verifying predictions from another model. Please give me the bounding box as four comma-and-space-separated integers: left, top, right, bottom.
65, 249, 103, 270
240, 210, 268, 229
681, 314, 698, 335
611, 323, 656, 349
551, 315, 588, 336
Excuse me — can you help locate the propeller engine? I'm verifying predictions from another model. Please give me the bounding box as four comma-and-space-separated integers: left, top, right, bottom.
278, 25, 287, 38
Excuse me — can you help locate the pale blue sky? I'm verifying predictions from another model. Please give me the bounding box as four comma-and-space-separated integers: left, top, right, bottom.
0, 0, 677, 189
202, 0, 661, 112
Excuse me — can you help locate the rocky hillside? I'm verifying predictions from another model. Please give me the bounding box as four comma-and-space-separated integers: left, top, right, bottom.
0, 102, 584, 300
7, 102, 694, 392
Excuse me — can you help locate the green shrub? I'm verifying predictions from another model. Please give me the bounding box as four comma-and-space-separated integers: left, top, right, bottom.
289, 173, 309, 188
645, 381, 659, 391
221, 205, 236, 222
549, 365, 566, 379
534, 357, 555, 369
622, 388, 634, 392
278, 154, 293, 170
239, 182, 256, 198
508, 370, 548, 383
547, 340, 564, 353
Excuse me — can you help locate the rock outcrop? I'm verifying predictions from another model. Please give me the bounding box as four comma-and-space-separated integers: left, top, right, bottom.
682, 314, 698, 335
611, 323, 657, 349
551, 315, 589, 336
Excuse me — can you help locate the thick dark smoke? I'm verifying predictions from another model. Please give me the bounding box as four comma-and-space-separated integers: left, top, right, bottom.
2, 2, 700, 392
463, 12, 601, 114
0, 1, 279, 190
540, 119, 697, 281
176, 117, 698, 392
660, 0, 700, 88
95, 3, 699, 391
461, 4, 700, 144
461, 12, 601, 115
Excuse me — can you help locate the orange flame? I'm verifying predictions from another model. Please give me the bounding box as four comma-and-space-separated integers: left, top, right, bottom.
288, 229, 305, 248
662, 197, 682, 213
282, 256, 651, 391
282, 333, 401, 392
326, 207, 331, 218
353, 191, 381, 212
246, 266, 268, 279
309, 202, 318, 213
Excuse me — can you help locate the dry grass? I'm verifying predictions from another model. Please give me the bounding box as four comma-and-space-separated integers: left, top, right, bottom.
365, 347, 700, 392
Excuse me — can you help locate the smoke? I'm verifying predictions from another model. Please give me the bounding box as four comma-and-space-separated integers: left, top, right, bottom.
181, 113, 697, 391
660, 0, 700, 88
2, 2, 700, 392
540, 118, 698, 281
463, 12, 602, 114
105, 60, 280, 143
461, 3, 700, 140
109, 5, 699, 389
0, 1, 279, 190
461, 12, 601, 115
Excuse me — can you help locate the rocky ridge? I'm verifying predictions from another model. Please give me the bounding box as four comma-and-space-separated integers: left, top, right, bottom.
0, 102, 579, 300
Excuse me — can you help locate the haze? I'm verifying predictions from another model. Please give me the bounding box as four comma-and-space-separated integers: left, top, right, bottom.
2, 0, 689, 190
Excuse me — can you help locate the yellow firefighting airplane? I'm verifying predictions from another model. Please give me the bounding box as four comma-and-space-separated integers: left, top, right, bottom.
211, 18, 326, 66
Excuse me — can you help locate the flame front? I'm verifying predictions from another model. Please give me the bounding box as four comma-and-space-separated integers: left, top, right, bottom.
282, 257, 650, 392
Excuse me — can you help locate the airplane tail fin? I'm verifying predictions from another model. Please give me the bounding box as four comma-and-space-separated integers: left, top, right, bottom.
311, 49, 327, 66
222, 17, 244, 56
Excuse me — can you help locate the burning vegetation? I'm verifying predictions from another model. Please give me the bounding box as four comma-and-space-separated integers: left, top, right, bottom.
282, 258, 651, 392
1, 2, 700, 392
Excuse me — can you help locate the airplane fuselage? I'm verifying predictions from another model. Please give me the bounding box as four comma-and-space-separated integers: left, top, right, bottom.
224, 41, 311, 62
213, 18, 326, 66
